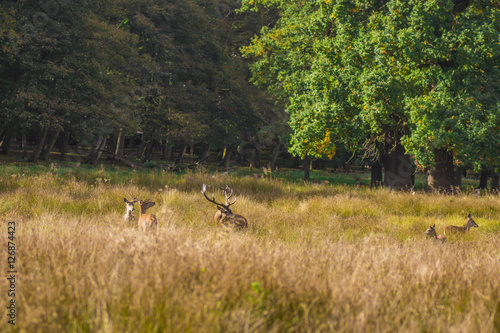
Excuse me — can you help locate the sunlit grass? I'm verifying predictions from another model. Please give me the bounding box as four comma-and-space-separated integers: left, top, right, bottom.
0, 165, 499, 332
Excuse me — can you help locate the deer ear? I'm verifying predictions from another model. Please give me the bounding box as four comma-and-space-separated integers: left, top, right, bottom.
432, 224, 435, 228
124, 198, 128, 203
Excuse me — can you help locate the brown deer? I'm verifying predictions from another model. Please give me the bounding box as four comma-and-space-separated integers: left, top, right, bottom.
423, 224, 446, 242
201, 184, 248, 231
123, 198, 137, 222
444, 213, 478, 235
135, 199, 157, 231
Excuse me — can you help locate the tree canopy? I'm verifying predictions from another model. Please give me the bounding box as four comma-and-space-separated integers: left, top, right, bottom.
241, 0, 500, 189
0, 0, 279, 164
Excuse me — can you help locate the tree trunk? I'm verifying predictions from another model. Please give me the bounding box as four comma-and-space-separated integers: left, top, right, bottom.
246, 148, 256, 169
427, 148, 459, 192
303, 156, 310, 182
162, 141, 173, 161
491, 171, 499, 191
0, 124, 8, 153
0, 129, 14, 155
115, 129, 125, 158
382, 131, 414, 189
40, 129, 61, 161
85, 134, 107, 165
60, 132, 70, 161
269, 144, 281, 170
218, 148, 225, 163
221, 149, 232, 168
143, 140, 156, 162
477, 168, 489, 189
219, 148, 226, 165
175, 144, 188, 164
107, 134, 117, 158
0, 123, 6, 143
198, 144, 211, 162
138, 134, 147, 160
455, 166, 463, 190
30, 127, 49, 162
371, 161, 383, 187
21, 127, 28, 159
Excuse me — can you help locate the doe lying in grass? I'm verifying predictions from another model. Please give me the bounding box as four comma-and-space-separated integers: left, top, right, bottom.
201, 184, 248, 231
444, 213, 478, 235
423, 224, 446, 242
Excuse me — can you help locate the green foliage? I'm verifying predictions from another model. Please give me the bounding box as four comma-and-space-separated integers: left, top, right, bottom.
0, 0, 278, 160
241, 0, 500, 169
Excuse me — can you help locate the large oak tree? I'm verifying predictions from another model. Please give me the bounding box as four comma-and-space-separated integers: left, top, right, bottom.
242, 0, 500, 190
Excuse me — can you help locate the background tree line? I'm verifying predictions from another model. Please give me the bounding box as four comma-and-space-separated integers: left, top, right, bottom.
1, 0, 499, 191
0, 0, 289, 167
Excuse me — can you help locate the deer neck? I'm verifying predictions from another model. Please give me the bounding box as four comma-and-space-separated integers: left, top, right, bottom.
124, 209, 134, 221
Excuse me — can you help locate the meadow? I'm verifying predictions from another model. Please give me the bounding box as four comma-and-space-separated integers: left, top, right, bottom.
0, 163, 499, 332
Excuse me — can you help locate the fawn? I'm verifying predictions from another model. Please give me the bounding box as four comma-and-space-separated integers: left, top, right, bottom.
201, 184, 248, 231
123, 198, 137, 222
136, 199, 157, 231
444, 214, 478, 235
423, 224, 446, 242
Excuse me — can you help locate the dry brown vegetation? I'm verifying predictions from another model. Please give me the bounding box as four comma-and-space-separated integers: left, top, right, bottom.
1, 168, 499, 332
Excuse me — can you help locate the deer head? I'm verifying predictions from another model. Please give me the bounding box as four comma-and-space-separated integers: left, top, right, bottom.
124, 198, 136, 212
465, 213, 479, 229
134, 198, 156, 215
423, 224, 437, 237
123, 198, 137, 221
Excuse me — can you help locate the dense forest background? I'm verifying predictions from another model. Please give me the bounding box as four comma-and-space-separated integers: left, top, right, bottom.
0, 0, 285, 166
0, 0, 499, 190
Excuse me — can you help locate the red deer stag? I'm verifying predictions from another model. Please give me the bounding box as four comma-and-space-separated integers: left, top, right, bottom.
135, 199, 157, 231
201, 184, 248, 231
444, 213, 478, 235
423, 224, 446, 242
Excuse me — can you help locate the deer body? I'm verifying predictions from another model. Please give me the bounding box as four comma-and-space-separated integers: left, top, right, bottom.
218, 207, 248, 231
137, 199, 157, 231
423, 224, 446, 242
444, 214, 478, 235
202, 184, 248, 231
123, 198, 137, 222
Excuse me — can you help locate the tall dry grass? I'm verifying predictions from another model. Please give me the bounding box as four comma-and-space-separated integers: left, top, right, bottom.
0, 168, 499, 332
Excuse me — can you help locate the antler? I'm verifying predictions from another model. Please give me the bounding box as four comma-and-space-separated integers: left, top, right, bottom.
220, 184, 237, 206
201, 184, 226, 208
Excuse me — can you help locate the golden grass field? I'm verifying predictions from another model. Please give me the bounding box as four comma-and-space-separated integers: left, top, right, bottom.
0, 165, 499, 332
